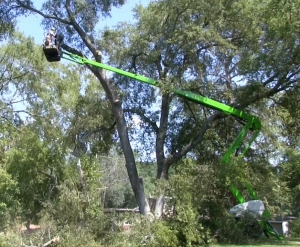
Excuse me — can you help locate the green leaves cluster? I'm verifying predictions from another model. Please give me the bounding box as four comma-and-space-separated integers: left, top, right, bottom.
2, 0, 300, 245
0, 31, 117, 230
0, 167, 19, 231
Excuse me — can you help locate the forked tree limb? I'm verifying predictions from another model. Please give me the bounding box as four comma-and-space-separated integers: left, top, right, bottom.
21, 237, 60, 247
42, 237, 60, 247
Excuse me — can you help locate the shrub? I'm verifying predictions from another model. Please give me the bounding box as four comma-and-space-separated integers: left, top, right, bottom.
289, 217, 300, 237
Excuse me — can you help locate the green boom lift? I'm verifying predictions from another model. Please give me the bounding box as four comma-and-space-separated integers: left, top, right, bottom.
43, 44, 283, 240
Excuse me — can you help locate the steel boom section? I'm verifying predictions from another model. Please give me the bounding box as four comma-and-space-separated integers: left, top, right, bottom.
62, 51, 261, 162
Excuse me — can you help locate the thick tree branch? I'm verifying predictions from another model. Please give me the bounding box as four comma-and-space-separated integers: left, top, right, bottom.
21, 237, 60, 247
91, 121, 116, 133
262, 72, 280, 86
60, 43, 106, 88
224, 56, 234, 104
165, 112, 222, 170
16, 0, 70, 25
155, 55, 163, 79
156, 93, 171, 178
65, 0, 98, 60
60, 43, 84, 57
239, 73, 299, 109
128, 52, 146, 72
163, 71, 298, 172
124, 108, 158, 133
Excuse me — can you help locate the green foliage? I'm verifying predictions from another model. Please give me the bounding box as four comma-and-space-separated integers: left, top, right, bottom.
279, 149, 300, 215
59, 228, 101, 247
167, 156, 289, 244
0, 0, 27, 40
167, 159, 215, 246
1, 1, 300, 246
215, 212, 264, 244
137, 162, 156, 196
95, 215, 179, 247
0, 167, 20, 231
0, 219, 103, 247
290, 217, 300, 238
6, 127, 65, 224
95, 155, 135, 208
45, 181, 87, 225
38, 0, 125, 53
150, 221, 179, 247
66, 75, 115, 156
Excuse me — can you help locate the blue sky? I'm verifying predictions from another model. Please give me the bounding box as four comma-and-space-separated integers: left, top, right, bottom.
15, 0, 156, 158
14, 0, 152, 116
17, 0, 151, 43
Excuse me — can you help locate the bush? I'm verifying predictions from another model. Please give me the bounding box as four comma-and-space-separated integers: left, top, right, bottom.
216, 213, 263, 244
289, 217, 300, 237
59, 226, 102, 247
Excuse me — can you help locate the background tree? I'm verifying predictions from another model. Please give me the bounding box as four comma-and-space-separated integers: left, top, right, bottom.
0, 31, 116, 228
0, 167, 19, 232
9, 0, 150, 214
8, 1, 298, 216
5, 0, 300, 223
98, 0, 300, 218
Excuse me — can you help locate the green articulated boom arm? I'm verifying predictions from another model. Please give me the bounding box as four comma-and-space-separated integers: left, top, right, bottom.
62, 50, 261, 164
59, 50, 283, 240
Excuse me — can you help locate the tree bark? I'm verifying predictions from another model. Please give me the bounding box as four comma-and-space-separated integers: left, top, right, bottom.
111, 99, 148, 214
156, 93, 171, 180
154, 93, 170, 218
76, 158, 88, 221
62, 3, 149, 215
154, 194, 165, 218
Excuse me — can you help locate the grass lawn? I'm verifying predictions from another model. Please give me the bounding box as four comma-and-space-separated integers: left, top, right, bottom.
215, 237, 300, 247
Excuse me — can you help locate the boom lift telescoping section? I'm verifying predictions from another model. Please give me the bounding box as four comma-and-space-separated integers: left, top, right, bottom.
61, 50, 261, 164
43, 48, 283, 240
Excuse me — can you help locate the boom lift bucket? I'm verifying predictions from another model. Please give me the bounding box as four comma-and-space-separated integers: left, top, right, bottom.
43, 45, 62, 62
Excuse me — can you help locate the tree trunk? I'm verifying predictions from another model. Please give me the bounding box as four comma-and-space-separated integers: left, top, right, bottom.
74, 50, 149, 215
154, 93, 171, 218
111, 100, 148, 214
154, 166, 169, 218
154, 194, 165, 218
76, 158, 88, 221
64, 39, 149, 214
139, 177, 151, 216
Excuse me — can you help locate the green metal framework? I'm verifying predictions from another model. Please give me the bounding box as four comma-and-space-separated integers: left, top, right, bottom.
60, 50, 282, 240
62, 50, 261, 163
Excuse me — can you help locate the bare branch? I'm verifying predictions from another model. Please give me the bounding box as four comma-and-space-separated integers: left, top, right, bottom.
124, 108, 158, 133
165, 112, 222, 168
61, 43, 84, 57
128, 52, 146, 72
64, 0, 97, 58
16, 0, 71, 25
262, 72, 280, 86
